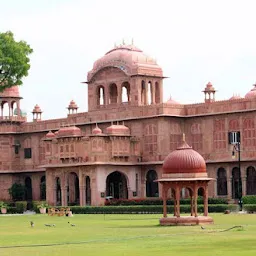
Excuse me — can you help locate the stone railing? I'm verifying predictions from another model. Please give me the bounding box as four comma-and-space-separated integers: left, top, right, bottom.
0, 116, 26, 122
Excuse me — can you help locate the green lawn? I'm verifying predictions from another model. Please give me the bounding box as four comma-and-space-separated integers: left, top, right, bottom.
0, 213, 256, 256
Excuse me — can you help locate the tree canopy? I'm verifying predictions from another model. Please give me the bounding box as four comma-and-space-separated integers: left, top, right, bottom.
0, 31, 33, 92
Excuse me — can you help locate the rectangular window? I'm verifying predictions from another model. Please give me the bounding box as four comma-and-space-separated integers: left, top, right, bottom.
24, 148, 32, 159
228, 131, 240, 144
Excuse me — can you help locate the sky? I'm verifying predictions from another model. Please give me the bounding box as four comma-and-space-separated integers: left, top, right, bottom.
1, 0, 256, 121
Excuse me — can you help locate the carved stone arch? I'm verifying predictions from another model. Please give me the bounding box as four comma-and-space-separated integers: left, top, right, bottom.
246, 166, 256, 195
106, 170, 128, 199
146, 170, 159, 197
67, 171, 79, 205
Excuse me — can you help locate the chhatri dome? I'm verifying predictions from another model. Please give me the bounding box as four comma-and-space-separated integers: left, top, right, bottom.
245, 84, 256, 99
87, 41, 163, 82
158, 135, 213, 226
162, 140, 206, 176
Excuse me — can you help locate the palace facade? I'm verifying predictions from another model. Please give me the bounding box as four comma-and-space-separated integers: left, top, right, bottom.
0, 43, 256, 206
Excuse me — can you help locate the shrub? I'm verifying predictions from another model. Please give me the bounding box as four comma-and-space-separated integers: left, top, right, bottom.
105, 197, 228, 206
63, 204, 236, 214
242, 196, 256, 204
243, 204, 256, 213
15, 201, 27, 213
8, 183, 26, 201
6, 207, 19, 214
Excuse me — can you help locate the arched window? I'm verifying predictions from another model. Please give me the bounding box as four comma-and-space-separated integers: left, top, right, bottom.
170, 123, 182, 151
190, 123, 202, 151
243, 118, 256, 147
146, 170, 159, 197
144, 124, 157, 155
1, 101, 9, 117
147, 81, 152, 105
96, 86, 105, 106
11, 101, 17, 116
213, 119, 226, 150
121, 82, 130, 103
229, 119, 239, 131
246, 166, 256, 195
217, 168, 227, 195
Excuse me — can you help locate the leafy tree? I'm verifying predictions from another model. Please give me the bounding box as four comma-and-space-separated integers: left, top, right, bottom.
8, 183, 26, 201
0, 31, 33, 92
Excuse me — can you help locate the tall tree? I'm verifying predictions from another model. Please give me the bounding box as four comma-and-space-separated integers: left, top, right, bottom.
0, 31, 33, 92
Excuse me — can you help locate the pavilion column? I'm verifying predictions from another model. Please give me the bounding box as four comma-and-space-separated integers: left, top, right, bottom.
176, 186, 181, 217
203, 184, 209, 216
193, 186, 198, 217
162, 184, 168, 218
173, 190, 177, 217
190, 189, 194, 216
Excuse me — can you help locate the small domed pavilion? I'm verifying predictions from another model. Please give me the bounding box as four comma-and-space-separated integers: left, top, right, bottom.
158, 135, 214, 226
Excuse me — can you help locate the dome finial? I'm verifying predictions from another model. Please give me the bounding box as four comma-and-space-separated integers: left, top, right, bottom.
131, 38, 134, 45
122, 38, 125, 45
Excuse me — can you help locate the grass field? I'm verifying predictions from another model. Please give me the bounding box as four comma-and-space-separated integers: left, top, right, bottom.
0, 213, 256, 256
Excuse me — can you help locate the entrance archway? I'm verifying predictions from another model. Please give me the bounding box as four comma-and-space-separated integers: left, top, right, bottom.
25, 177, 32, 201
67, 172, 79, 205
106, 171, 128, 199
146, 170, 159, 197
40, 176, 46, 200
247, 166, 256, 195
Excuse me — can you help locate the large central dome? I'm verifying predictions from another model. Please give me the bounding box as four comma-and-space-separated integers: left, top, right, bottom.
87, 44, 163, 81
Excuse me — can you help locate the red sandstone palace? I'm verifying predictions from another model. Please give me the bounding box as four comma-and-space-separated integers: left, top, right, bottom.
0, 43, 256, 206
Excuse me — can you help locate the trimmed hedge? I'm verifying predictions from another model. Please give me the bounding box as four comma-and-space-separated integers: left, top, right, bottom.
242, 196, 256, 204
105, 197, 228, 206
243, 204, 256, 213
15, 201, 27, 213
64, 204, 237, 214
3, 204, 238, 214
